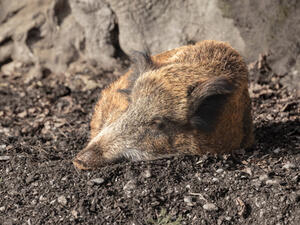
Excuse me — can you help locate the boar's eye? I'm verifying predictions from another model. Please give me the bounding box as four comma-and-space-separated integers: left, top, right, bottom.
149, 117, 166, 130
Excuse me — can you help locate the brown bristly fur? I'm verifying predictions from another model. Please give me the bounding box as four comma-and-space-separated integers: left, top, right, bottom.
73, 40, 254, 170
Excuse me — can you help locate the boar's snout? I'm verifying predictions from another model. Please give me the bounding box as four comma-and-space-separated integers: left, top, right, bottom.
73, 145, 104, 170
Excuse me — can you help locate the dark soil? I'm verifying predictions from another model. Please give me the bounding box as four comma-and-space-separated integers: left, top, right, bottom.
0, 57, 299, 225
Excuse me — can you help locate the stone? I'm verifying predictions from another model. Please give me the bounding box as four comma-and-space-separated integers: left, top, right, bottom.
216, 168, 224, 173
0, 0, 299, 93
90, 178, 105, 185
0, 156, 10, 161
141, 169, 152, 178
203, 203, 218, 211
71, 209, 79, 218
69, 0, 118, 70
123, 180, 136, 197
273, 148, 281, 154
282, 162, 296, 170
266, 179, 279, 185
184, 196, 195, 206
57, 195, 67, 206
259, 174, 269, 181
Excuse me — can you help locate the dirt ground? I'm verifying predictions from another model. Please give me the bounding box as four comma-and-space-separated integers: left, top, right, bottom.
0, 55, 299, 225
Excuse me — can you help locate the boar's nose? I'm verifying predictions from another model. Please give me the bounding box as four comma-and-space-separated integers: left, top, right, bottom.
73, 147, 101, 170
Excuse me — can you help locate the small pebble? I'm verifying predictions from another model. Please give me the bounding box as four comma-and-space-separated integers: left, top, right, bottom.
280, 196, 286, 202
142, 169, 151, 178
282, 162, 295, 170
273, 148, 281, 154
123, 180, 136, 191
212, 177, 219, 182
184, 196, 195, 206
17, 111, 27, 118
196, 155, 208, 164
90, 178, 104, 184
259, 174, 269, 181
6, 145, 13, 151
31, 199, 37, 205
57, 195, 67, 206
39, 195, 47, 202
71, 209, 79, 218
0, 156, 10, 161
26, 174, 35, 184
292, 175, 299, 182
242, 167, 252, 176
216, 168, 224, 173
225, 216, 232, 221
28, 108, 36, 114
203, 203, 218, 211
0, 144, 6, 150
0, 206, 5, 212
266, 179, 279, 185
252, 179, 262, 188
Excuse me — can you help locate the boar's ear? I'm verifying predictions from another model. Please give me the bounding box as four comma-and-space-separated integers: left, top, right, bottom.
129, 51, 155, 85
188, 76, 235, 132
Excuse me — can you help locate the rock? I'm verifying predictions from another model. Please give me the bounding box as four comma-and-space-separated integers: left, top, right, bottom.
90, 178, 105, 185
123, 180, 136, 197
0, 40, 13, 63
57, 195, 67, 206
203, 203, 218, 211
141, 169, 151, 178
71, 209, 79, 219
39, 195, 47, 202
0, 0, 85, 76
124, 180, 136, 190
17, 111, 27, 118
109, 0, 245, 56
266, 179, 279, 185
225, 216, 232, 221
0, 0, 299, 93
281, 69, 300, 95
25, 174, 36, 184
292, 175, 300, 182
0, 156, 10, 161
216, 168, 224, 173
0, 206, 5, 212
259, 174, 269, 181
235, 197, 247, 217
184, 196, 195, 206
273, 148, 281, 154
212, 177, 219, 182
1, 61, 26, 77
6, 145, 14, 151
242, 167, 252, 176
282, 162, 296, 170
69, 0, 118, 70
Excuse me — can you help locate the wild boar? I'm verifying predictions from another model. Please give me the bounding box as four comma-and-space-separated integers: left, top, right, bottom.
73, 40, 254, 170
